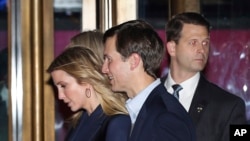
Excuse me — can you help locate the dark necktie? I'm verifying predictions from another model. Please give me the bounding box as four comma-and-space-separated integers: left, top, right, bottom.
172, 84, 183, 99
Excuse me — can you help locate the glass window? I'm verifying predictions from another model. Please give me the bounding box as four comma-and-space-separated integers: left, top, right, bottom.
201, 0, 250, 29
0, 0, 8, 141
138, 0, 169, 29
54, 0, 82, 56
201, 0, 250, 121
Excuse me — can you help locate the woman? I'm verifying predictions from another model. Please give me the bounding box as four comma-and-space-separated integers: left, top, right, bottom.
66, 30, 104, 61
47, 46, 131, 141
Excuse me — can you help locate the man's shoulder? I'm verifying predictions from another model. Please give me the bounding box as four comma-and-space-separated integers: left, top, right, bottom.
108, 114, 130, 124
149, 82, 176, 104
148, 82, 188, 114
206, 79, 241, 97
198, 75, 245, 104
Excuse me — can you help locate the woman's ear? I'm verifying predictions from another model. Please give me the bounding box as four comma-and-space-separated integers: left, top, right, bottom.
166, 41, 176, 56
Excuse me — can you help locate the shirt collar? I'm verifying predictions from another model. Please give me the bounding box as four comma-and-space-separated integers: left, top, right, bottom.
165, 71, 200, 94
126, 79, 161, 124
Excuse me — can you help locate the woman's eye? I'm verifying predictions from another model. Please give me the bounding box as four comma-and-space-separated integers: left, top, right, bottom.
108, 57, 112, 63
59, 84, 65, 88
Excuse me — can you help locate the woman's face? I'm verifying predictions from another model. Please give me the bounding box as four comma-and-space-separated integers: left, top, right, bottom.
51, 70, 89, 112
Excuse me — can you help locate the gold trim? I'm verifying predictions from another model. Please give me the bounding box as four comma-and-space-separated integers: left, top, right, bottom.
43, 0, 55, 140
20, 0, 54, 140
22, 0, 32, 140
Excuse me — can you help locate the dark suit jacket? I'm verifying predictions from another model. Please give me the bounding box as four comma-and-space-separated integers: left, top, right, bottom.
104, 114, 131, 141
66, 105, 131, 141
129, 83, 196, 141
162, 74, 247, 141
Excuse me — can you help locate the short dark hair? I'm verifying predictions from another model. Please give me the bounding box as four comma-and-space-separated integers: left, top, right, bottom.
103, 20, 165, 78
166, 12, 211, 43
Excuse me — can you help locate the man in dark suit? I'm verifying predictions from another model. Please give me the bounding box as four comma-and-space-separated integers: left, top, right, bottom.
163, 12, 247, 141
102, 19, 196, 141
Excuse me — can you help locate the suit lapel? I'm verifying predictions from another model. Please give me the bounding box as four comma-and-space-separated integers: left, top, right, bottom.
129, 84, 162, 141
162, 73, 211, 126
188, 75, 210, 126
129, 105, 147, 140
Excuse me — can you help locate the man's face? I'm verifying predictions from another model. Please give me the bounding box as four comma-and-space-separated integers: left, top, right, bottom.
171, 23, 210, 74
102, 35, 131, 93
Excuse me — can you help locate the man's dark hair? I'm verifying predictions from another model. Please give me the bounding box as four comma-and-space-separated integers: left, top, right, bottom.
103, 20, 165, 78
166, 12, 211, 43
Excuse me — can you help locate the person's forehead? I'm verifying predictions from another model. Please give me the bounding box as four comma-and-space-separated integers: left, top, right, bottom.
181, 24, 209, 38
104, 36, 117, 52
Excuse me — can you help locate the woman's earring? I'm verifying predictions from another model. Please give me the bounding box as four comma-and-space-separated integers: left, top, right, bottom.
85, 88, 91, 98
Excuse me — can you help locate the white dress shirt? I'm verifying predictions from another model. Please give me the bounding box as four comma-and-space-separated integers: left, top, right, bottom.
164, 72, 200, 111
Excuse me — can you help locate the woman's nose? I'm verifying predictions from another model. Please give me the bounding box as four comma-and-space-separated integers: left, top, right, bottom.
58, 90, 65, 100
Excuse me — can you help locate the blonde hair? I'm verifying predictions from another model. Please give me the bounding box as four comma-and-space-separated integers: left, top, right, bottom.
67, 30, 104, 61
47, 46, 128, 127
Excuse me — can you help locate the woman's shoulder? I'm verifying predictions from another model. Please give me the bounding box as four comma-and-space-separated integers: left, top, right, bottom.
108, 114, 131, 127
99, 114, 130, 128
105, 114, 131, 141
93, 114, 131, 141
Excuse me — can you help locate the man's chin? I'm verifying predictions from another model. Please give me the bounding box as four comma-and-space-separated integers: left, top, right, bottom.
111, 87, 118, 92
111, 87, 124, 93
